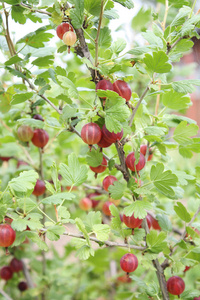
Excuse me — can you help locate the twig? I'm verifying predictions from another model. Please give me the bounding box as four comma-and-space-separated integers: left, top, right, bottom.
115, 142, 131, 182
0, 289, 13, 300
22, 260, 35, 289
95, 0, 104, 69
166, 37, 184, 55
19, 2, 52, 16
129, 86, 150, 127
162, 0, 169, 31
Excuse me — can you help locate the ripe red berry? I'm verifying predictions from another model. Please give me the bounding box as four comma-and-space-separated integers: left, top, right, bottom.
97, 134, 113, 148
167, 276, 185, 296
81, 123, 102, 146
151, 217, 161, 230
123, 213, 143, 229
113, 80, 132, 102
63, 31, 77, 46
33, 114, 44, 121
120, 253, 138, 273
87, 192, 100, 208
10, 258, 23, 273
17, 125, 34, 142
126, 152, 146, 172
32, 179, 46, 196
102, 175, 118, 192
194, 297, 200, 300
17, 160, 29, 168
102, 124, 123, 143
96, 80, 114, 99
0, 224, 16, 248
31, 129, 49, 148
0, 266, 13, 280
0, 156, 12, 162
102, 201, 113, 216
90, 157, 107, 173
18, 281, 28, 292
4, 218, 13, 224
139, 214, 152, 229
79, 197, 92, 211
56, 22, 74, 39
140, 145, 153, 161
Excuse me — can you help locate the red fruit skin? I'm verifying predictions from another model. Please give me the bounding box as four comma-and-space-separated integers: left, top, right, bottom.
102, 124, 123, 143
10, 258, 23, 273
113, 80, 132, 102
4, 218, 13, 224
33, 114, 44, 121
18, 281, 28, 292
97, 134, 113, 148
32, 179, 46, 196
0, 157, 12, 162
151, 218, 161, 230
0, 224, 16, 247
167, 276, 185, 296
63, 31, 77, 46
120, 253, 138, 273
0, 266, 13, 280
194, 297, 200, 300
102, 201, 113, 216
102, 175, 118, 192
79, 197, 92, 211
139, 214, 152, 229
183, 266, 191, 272
117, 275, 132, 284
96, 80, 114, 99
123, 213, 143, 229
17, 160, 29, 168
81, 123, 102, 145
90, 157, 107, 173
17, 125, 34, 142
140, 145, 153, 161
87, 193, 100, 208
56, 23, 74, 39
31, 129, 49, 148
126, 152, 146, 172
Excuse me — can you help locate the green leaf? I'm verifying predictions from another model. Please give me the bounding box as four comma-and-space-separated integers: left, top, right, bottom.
91, 27, 112, 48
57, 75, 79, 99
62, 104, 77, 120
83, 211, 102, 232
173, 121, 199, 145
174, 202, 191, 222
41, 192, 75, 205
113, 0, 134, 9
150, 163, 178, 198
110, 205, 122, 230
144, 126, 167, 136
0, 205, 7, 223
93, 224, 110, 241
142, 31, 163, 48
11, 92, 34, 105
17, 26, 54, 48
59, 153, 88, 187
9, 170, 38, 194
30, 234, 48, 251
46, 225, 66, 241
172, 80, 200, 93
11, 218, 28, 231
146, 230, 167, 253
174, 171, 195, 186
156, 214, 172, 232
108, 181, 126, 200
131, 7, 151, 31
70, 0, 84, 29
75, 218, 90, 246
4, 55, 23, 66
171, 6, 191, 27
84, 0, 101, 16
162, 90, 191, 110
110, 38, 126, 55
17, 118, 44, 129
143, 51, 172, 74
32, 55, 54, 67
86, 148, 103, 167
76, 244, 94, 260
123, 201, 152, 219
11, 5, 26, 24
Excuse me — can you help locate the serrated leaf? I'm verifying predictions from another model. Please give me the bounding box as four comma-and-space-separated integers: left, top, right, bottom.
30, 234, 48, 251
162, 90, 191, 110
4, 55, 23, 66
174, 202, 191, 222
70, 0, 84, 29
9, 170, 38, 194
83, 211, 102, 232
86, 148, 103, 167
110, 205, 122, 229
93, 224, 110, 241
108, 181, 126, 200
11, 219, 28, 231
75, 218, 90, 246
57, 75, 79, 99
62, 104, 77, 120
59, 153, 88, 187
144, 126, 167, 136
76, 245, 94, 260
143, 51, 172, 73
46, 225, 65, 241
32, 55, 54, 67
146, 230, 167, 253
110, 38, 126, 54
172, 80, 200, 93
173, 121, 199, 145
0, 205, 7, 223
113, 0, 134, 9
123, 201, 152, 219
11, 92, 34, 105
142, 31, 163, 48
41, 192, 75, 205
156, 214, 172, 232
150, 163, 178, 198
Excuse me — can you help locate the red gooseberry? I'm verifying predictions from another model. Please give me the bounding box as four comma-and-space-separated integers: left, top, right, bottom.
123, 213, 143, 229
79, 197, 92, 211
31, 129, 49, 148
102, 124, 123, 144
0, 157, 12, 162
90, 157, 107, 173
97, 134, 113, 148
33, 114, 44, 121
140, 144, 153, 161
139, 214, 152, 229
126, 152, 146, 172
167, 276, 185, 296
0, 266, 13, 280
17, 125, 34, 142
32, 179, 46, 196
56, 22, 74, 39
96, 79, 114, 100
102, 175, 118, 192
113, 80, 132, 102
81, 123, 102, 146
10, 258, 23, 273
151, 217, 161, 230
120, 253, 138, 273
0, 224, 16, 248
102, 201, 113, 216
18, 281, 28, 291
87, 192, 100, 208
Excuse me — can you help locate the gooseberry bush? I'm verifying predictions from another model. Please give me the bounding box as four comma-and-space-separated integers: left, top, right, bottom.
0, 0, 200, 299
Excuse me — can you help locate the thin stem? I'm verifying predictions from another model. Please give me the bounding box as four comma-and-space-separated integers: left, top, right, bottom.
129, 86, 150, 127
162, 0, 169, 31
95, 0, 104, 69
155, 81, 161, 116
82, 28, 95, 43
0, 289, 13, 300
19, 2, 52, 16
37, 207, 56, 224
190, 0, 197, 17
